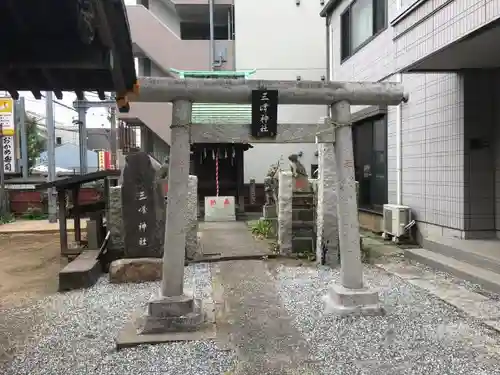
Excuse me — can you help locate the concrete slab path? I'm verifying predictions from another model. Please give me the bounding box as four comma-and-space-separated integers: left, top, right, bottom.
202, 222, 318, 374
197, 222, 273, 260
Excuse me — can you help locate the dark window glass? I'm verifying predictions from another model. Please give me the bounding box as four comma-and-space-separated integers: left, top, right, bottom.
311, 164, 319, 179
341, 0, 387, 61
352, 115, 387, 212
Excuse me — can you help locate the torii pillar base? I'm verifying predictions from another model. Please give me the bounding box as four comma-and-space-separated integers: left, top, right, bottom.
136, 294, 205, 334
324, 285, 384, 317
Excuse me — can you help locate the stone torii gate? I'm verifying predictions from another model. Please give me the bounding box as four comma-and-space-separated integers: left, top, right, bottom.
127, 77, 407, 336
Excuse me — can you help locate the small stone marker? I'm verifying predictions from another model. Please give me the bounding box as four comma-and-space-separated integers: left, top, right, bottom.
122, 152, 163, 258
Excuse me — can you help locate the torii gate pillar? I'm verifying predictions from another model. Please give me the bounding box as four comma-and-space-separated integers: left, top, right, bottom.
324, 101, 384, 316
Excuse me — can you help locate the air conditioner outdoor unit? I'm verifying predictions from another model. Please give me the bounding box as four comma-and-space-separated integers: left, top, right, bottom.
382, 204, 414, 243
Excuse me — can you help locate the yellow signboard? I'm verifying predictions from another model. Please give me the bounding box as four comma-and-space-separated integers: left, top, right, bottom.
0, 99, 13, 113
0, 97, 14, 136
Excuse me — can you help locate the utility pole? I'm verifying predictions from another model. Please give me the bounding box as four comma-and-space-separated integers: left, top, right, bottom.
18, 98, 28, 178
73, 98, 116, 172
75, 98, 88, 174
46, 91, 57, 223
109, 104, 117, 169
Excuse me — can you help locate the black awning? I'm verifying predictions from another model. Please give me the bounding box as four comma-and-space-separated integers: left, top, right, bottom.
0, 0, 137, 102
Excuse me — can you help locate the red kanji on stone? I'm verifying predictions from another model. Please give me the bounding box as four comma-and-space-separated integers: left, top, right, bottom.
224, 198, 230, 205
210, 199, 216, 207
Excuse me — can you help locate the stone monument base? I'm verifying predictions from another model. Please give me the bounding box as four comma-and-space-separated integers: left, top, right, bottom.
262, 204, 277, 219
323, 284, 384, 317
116, 292, 215, 350
136, 294, 205, 334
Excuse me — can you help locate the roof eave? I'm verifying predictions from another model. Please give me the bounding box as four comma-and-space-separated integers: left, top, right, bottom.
320, 0, 343, 17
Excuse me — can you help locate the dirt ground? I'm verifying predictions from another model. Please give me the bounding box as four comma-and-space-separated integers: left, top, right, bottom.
0, 233, 63, 370
0, 233, 63, 306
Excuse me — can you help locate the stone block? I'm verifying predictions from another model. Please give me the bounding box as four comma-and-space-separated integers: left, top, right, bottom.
59, 250, 101, 292
262, 204, 277, 219
122, 152, 165, 258
109, 258, 162, 284
324, 284, 384, 317
292, 237, 314, 253
316, 143, 339, 267
249, 179, 256, 205
185, 175, 199, 259
136, 295, 205, 334
292, 208, 314, 222
107, 185, 124, 252
204, 196, 236, 222
148, 295, 195, 317
278, 171, 293, 255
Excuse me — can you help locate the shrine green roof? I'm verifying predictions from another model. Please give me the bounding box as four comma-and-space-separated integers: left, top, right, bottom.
192, 103, 251, 124
168, 68, 256, 79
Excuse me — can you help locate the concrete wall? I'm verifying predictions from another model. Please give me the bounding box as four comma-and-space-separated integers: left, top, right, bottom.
327, 0, 475, 239
235, 0, 327, 183
149, 0, 181, 36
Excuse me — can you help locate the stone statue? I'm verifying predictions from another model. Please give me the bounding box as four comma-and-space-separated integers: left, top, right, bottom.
264, 162, 280, 207
156, 156, 170, 181
288, 153, 311, 192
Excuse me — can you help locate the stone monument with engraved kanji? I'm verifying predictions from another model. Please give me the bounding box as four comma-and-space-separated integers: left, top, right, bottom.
122, 152, 165, 258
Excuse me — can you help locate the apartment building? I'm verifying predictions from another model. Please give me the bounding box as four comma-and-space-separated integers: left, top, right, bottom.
321, 0, 500, 245
120, 0, 326, 189
119, 0, 235, 149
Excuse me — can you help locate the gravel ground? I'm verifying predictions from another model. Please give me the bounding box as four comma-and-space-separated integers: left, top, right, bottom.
1, 263, 236, 375
275, 264, 500, 375
4, 260, 500, 375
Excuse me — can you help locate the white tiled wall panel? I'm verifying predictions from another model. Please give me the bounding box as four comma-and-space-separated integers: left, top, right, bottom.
393, 0, 500, 71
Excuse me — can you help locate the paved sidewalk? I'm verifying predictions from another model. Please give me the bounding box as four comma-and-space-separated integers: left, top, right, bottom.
0, 219, 87, 234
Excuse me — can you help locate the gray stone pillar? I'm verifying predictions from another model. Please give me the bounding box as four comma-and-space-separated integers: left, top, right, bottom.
278, 171, 293, 255
185, 175, 199, 259
316, 143, 339, 267
136, 100, 204, 335
324, 100, 383, 316
107, 186, 124, 253
162, 100, 192, 297
249, 179, 256, 205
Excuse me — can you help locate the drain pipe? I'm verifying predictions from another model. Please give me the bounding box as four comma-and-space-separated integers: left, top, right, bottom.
396, 0, 403, 205
396, 73, 403, 205
325, 15, 331, 116
209, 0, 215, 70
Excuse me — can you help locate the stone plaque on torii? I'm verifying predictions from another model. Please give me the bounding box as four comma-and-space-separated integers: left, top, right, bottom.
119, 77, 407, 343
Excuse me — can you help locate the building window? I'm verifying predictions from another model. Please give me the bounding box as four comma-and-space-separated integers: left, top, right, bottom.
340, 0, 387, 61
180, 23, 233, 40
352, 115, 387, 212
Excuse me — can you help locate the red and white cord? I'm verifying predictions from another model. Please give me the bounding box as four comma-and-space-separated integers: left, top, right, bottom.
215, 150, 219, 197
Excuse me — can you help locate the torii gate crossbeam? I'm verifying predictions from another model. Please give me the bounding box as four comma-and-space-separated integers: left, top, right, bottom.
126, 77, 408, 106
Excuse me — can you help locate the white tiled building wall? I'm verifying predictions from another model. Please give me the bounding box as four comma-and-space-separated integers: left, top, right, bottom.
328, 0, 480, 239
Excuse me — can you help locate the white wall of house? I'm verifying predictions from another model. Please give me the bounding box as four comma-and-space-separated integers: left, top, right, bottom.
328, 0, 466, 238
235, 0, 327, 183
